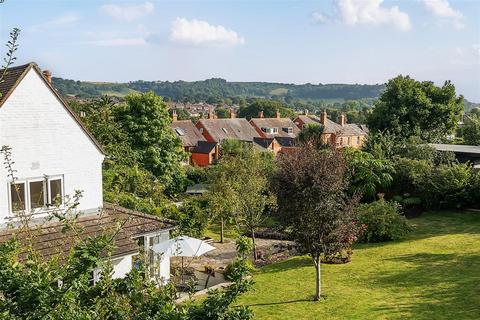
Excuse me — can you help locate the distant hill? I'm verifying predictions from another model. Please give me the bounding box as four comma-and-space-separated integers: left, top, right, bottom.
52, 77, 385, 102
52, 77, 478, 110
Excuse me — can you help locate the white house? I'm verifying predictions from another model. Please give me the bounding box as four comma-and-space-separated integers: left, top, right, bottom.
0, 62, 174, 281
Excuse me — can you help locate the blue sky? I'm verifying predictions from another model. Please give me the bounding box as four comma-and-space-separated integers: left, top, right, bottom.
1, 0, 479, 101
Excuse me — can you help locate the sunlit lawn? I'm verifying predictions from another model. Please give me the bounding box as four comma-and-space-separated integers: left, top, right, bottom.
236, 211, 480, 319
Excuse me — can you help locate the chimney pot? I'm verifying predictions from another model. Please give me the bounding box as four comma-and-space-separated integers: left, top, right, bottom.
339, 113, 346, 126
172, 109, 178, 122
320, 110, 327, 125
42, 70, 52, 84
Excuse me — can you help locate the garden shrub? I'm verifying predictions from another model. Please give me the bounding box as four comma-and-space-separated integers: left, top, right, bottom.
170, 198, 210, 237
356, 198, 411, 243
415, 162, 472, 208
224, 259, 255, 281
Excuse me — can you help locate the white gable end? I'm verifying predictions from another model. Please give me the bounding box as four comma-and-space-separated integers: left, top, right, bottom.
0, 68, 105, 222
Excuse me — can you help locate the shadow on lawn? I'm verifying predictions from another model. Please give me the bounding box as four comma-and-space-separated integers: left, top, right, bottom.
258, 256, 312, 274
373, 252, 480, 319
246, 299, 312, 307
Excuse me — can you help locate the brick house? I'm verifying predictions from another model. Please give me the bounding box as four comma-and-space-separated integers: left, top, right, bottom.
294, 111, 367, 148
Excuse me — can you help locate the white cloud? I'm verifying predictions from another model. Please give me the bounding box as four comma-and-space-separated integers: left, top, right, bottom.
423, 0, 465, 29
169, 18, 245, 47
29, 13, 80, 31
337, 0, 411, 31
86, 38, 147, 46
312, 12, 332, 24
101, 2, 154, 22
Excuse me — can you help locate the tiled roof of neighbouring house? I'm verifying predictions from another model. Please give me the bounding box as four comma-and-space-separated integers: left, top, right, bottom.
171, 120, 206, 147
0, 203, 176, 262
193, 141, 217, 154
0, 62, 106, 155
295, 115, 367, 137
250, 117, 300, 138
197, 118, 261, 142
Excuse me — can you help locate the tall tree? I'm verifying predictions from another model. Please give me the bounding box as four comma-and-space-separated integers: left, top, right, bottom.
208, 147, 275, 257
114, 92, 187, 195
462, 115, 480, 145
274, 144, 360, 301
238, 99, 295, 120
367, 75, 463, 141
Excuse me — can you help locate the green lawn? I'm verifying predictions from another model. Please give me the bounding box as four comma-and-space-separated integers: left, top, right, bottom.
237, 211, 480, 319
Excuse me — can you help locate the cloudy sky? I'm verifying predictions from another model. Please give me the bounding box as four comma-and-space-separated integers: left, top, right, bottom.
1, 0, 479, 101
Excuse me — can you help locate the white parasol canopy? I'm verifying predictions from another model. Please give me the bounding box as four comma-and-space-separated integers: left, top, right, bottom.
152, 235, 215, 258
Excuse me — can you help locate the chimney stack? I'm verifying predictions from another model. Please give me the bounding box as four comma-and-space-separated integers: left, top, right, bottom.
305, 109, 309, 116
229, 109, 236, 119
172, 109, 178, 122
258, 111, 264, 118
276, 109, 281, 119
339, 113, 346, 126
320, 110, 327, 125
42, 70, 52, 84
208, 108, 214, 119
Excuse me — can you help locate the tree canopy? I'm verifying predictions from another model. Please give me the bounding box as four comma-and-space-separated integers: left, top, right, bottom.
367, 75, 463, 141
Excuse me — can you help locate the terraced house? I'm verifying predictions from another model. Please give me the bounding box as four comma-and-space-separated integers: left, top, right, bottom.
294, 111, 367, 148
0, 62, 175, 283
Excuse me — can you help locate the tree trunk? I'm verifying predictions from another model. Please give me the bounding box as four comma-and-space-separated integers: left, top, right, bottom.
251, 228, 257, 261
220, 217, 224, 243
314, 256, 321, 301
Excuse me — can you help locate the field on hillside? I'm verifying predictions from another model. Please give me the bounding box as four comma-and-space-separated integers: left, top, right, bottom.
237, 211, 480, 319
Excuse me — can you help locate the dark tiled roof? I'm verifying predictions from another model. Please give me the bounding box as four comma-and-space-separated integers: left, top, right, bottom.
197, 118, 260, 142
193, 141, 217, 154
0, 203, 176, 261
253, 137, 274, 149
0, 63, 31, 105
171, 120, 206, 147
250, 118, 300, 138
274, 136, 296, 147
0, 62, 106, 155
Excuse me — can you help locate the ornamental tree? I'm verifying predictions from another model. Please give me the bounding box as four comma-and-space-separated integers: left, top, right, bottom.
274, 143, 360, 301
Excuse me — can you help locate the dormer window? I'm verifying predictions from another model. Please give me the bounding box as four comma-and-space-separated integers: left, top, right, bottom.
174, 128, 185, 136
272, 127, 278, 134
283, 127, 293, 134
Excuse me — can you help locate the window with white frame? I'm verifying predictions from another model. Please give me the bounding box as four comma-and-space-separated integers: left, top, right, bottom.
9, 175, 64, 213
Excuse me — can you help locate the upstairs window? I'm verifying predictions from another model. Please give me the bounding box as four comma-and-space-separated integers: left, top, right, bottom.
283, 127, 293, 134
49, 178, 63, 206
272, 127, 279, 134
9, 176, 64, 213
29, 180, 46, 209
10, 182, 26, 211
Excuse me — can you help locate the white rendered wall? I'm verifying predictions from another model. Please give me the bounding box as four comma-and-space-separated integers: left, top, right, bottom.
111, 254, 134, 279
0, 69, 104, 222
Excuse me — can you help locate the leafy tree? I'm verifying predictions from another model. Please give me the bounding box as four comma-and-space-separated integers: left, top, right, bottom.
367, 75, 463, 141
297, 123, 325, 148
274, 145, 361, 301
208, 148, 275, 258
169, 107, 190, 120
344, 148, 394, 199
462, 115, 480, 145
171, 197, 210, 237
237, 99, 295, 120
114, 92, 187, 195
215, 107, 230, 119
